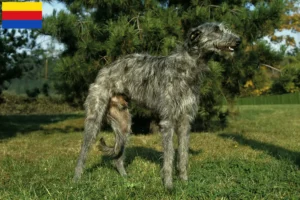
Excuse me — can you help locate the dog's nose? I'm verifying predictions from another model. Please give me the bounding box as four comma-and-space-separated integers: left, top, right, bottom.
236, 37, 242, 46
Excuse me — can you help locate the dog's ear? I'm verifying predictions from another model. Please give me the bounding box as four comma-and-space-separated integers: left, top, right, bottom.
190, 29, 201, 41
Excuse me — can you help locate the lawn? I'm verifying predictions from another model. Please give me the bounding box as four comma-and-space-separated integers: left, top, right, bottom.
0, 105, 299, 199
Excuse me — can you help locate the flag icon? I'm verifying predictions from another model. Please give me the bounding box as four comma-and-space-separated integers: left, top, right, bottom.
2, 2, 42, 29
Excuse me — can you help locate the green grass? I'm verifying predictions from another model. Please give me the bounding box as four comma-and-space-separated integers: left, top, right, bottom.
237, 93, 300, 105
0, 105, 300, 199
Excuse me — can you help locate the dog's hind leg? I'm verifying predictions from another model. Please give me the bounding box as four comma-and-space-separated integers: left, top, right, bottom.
99, 95, 131, 176
74, 84, 111, 181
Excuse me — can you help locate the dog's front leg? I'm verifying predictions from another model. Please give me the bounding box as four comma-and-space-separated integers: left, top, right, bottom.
160, 119, 175, 190
176, 114, 191, 182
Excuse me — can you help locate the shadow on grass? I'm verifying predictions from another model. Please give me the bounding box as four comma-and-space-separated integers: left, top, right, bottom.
86, 146, 202, 174
86, 146, 162, 174
219, 133, 300, 167
0, 114, 83, 140
42, 126, 84, 135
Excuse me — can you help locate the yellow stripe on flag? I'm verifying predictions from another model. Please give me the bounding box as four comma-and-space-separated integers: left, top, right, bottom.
2, 2, 42, 11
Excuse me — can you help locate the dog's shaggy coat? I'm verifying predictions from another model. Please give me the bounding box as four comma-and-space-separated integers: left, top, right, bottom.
74, 22, 241, 189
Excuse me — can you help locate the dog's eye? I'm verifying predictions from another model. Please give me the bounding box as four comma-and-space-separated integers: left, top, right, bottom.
190, 30, 201, 41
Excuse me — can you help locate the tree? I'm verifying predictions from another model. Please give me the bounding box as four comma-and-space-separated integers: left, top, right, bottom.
273, 0, 300, 46
270, 50, 300, 94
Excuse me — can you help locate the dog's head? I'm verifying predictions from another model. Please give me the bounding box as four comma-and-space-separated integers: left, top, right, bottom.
186, 22, 241, 56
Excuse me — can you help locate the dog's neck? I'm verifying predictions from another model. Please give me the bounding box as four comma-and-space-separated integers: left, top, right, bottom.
180, 49, 212, 72
168, 50, 209, 88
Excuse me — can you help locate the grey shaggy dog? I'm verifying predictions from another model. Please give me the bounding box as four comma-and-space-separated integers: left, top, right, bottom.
74, 22, 241, 190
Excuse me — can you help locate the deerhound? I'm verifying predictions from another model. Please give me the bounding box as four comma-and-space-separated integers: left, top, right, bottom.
73, 22, 241, 189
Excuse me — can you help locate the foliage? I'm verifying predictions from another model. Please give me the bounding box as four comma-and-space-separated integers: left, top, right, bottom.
277, 0, 300, 46
270, 51, 300, 94
193, 60, 228, 131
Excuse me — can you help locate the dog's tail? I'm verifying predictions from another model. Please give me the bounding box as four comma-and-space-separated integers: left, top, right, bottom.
98, 114, 130, 159
99, 96, 131, 158
99, 133, 126, 159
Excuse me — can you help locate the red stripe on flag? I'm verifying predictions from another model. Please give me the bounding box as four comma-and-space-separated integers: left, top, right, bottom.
2, 11, 42, 20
